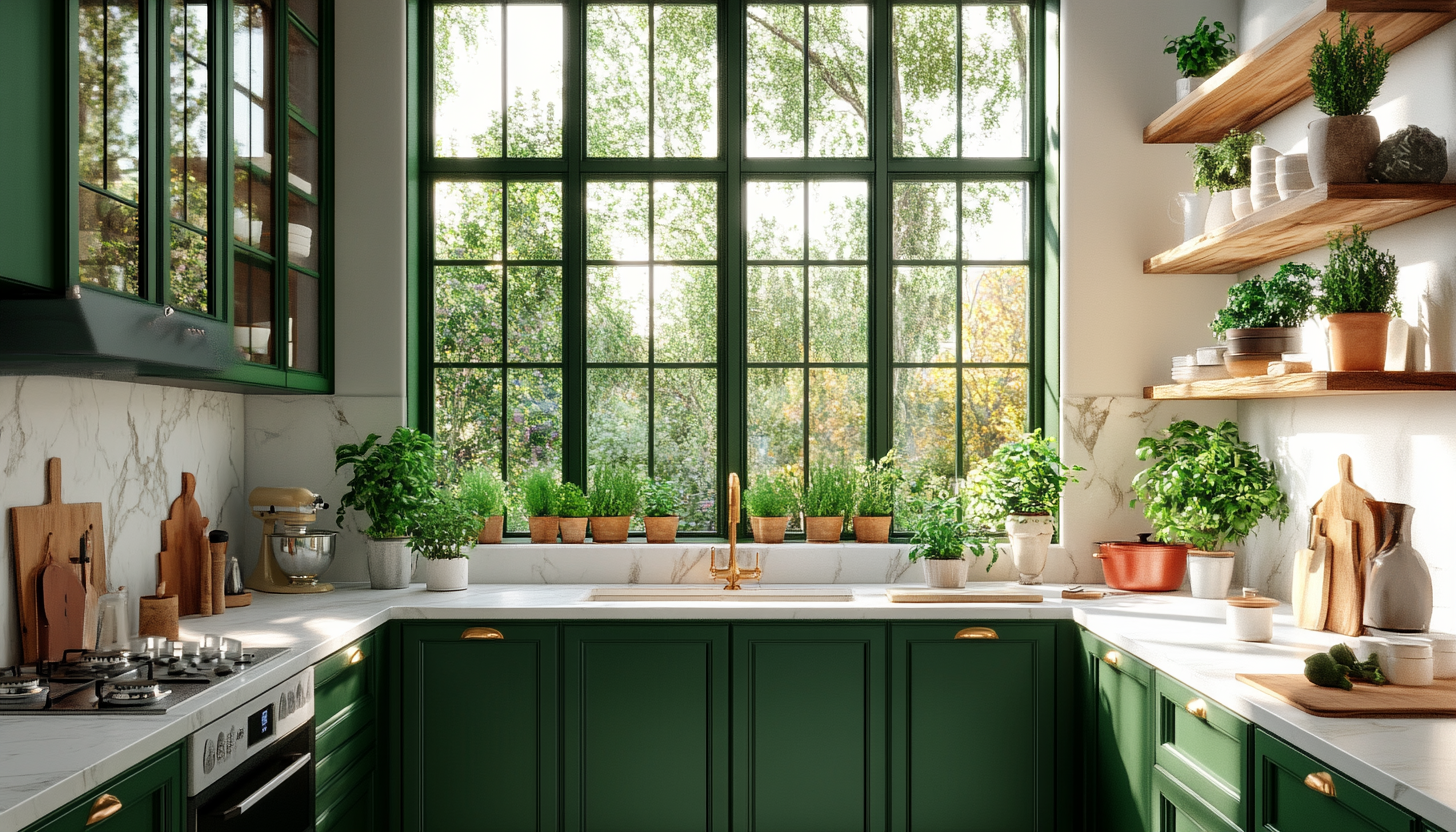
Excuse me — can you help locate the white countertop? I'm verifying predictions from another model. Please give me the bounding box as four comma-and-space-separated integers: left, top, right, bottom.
2, 582, 1453, 831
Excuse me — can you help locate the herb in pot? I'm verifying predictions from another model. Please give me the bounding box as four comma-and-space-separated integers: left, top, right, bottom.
1190, 128, 1265, 192
1309, 11, 1390, 117
982, 429, 1082, 518
800, 465, 857, 519
520, 470, 559, 517
1163, 17, 1236, 78
643, 478, 680, 518
334, 426, 438, 539
1209, 263, 1320, 338
854, 451, 901, 518
412, 490, 479, 560
589, 465, 642, 517
743, 472, 798, 517
1314, 225, 1401, 316
905, 491, 996, 567
556, 482, 590, 518
459, 467, 506, 520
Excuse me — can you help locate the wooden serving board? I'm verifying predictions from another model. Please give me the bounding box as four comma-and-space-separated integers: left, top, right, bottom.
1238, 674, 1456, 718
1314, 455, 1378, 637
159, 473, 209, 618
9, 458, 107, 663
887, 588, 1044, 604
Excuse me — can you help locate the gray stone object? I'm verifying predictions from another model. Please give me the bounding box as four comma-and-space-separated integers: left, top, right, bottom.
1368, 125, 1449, 183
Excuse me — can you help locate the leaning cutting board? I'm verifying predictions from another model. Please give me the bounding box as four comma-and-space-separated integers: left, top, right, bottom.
1313, 455, 1378, 637
36, 534, 87, 662
9, 458, 107, 664
1238, 674, 1456, 718
887, 588, 1043, 603
1291, 511, 1330, 631
158, 472, 210, 618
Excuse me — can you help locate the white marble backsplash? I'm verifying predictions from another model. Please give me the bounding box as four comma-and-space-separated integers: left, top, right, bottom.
0, 376, 245, 667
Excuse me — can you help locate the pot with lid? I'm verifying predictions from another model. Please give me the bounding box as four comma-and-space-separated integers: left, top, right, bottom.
1094, 533, 1190, 592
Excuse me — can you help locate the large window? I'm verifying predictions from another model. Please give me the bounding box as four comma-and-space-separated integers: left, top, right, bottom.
421, 0, 1047, 536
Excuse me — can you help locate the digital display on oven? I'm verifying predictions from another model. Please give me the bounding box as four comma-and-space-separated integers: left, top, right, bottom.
247, 703, 275, 746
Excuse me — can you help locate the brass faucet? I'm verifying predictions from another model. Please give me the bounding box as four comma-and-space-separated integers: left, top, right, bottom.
710, 473, 761, 590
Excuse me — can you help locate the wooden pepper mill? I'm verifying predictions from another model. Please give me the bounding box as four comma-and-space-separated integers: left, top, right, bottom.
209, 530, 228, 615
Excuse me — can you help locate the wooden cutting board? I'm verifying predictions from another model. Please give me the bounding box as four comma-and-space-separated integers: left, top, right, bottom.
9, 458, 107, 663
1313, 455, 1378, 637
1238, 674, 1456, 718
887, 588, 1044, 603
36, 534, 87, 661
159, 473, 210, 618
1292, 511, 1330, 631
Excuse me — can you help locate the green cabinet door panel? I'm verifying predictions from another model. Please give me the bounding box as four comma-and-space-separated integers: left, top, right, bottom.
1080, 630, 1154, 832
1152, 672, 1247, 830
0, 0, 55, 293
1254, 729, 1415, 832
1154, 766, 1240, 832
401, 622, 559, 832
565, 624, 730, 832
891, 622, 1058, 832
316, 746, 379, 832
26, 744, 185, 832
732, 624, 886, 832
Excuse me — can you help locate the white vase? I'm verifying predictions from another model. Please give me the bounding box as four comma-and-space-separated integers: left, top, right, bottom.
1175, 76, 1205, 102
1173, 191, 1211, 242
923, 557, 969, 589
1204, 190, 1235, 233
422, 554, 469, 591
1230, 187, 1254, 220
366, 537, 415, 589
1006, 515, 1054, 585
1188, 550, 1235, 599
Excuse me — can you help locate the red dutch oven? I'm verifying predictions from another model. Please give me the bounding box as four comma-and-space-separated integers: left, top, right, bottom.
1095, 533, 1191, 592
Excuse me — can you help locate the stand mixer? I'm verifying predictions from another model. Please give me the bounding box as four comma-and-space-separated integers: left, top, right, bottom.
246, 487, 337, 594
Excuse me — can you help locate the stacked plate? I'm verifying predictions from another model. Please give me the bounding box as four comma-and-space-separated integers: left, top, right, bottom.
1251, 146, 1282, 212
288, 223, 314, 260
1276, 154, 1314, 200
1171, 347, 1231, 383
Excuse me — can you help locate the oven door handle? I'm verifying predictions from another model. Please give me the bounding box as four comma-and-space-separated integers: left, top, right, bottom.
221, 752, 312, 821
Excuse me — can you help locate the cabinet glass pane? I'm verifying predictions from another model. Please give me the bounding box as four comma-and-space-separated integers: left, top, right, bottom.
234, 0, 274, 252
288, 119, 319, 197
286, 192, 319, 271
288, 269, 320, 371
78, 188, 141, 294
290, 0, 319, 34
170, 224, 208, 311
234, 253, 274, 363
78, 0, 142, 202
287, 25, 319, 126
170, 0, 209, 228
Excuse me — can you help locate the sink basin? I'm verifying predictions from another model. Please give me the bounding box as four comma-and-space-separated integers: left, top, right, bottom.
585, 586, 856, 603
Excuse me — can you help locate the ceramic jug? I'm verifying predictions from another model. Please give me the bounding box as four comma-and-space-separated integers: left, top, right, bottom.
1363, 500, 1433, 633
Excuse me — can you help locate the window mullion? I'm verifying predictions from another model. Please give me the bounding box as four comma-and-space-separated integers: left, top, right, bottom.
720, 0, 745, 537
869, 0, 894, 468
563, 0, 588, 489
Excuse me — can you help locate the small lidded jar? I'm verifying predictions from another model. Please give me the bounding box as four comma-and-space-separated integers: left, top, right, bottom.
1376, 638, 1435, 687
1227, 588, 1278, 642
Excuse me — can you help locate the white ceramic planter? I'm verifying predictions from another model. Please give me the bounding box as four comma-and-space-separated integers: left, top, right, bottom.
1204, 190, 1235, 233
1174, 191, 1211, 242
1188, 550, 1235, 599
422, 554, 469, 591
922, 557, 969, 589
365, 537, 415, 590
1006, 515, 1054, 585
1175, 76, 1205, 102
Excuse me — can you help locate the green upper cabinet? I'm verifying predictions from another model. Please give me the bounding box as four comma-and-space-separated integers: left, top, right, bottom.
1253, 729, 1416, 832
564, 623, 730, 832
890, 622, 1059, 832
24, 744, 185, 832
1080, 630, 1154, 832
0, 1, 57, 294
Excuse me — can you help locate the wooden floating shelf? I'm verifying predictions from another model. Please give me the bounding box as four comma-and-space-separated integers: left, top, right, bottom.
1144, 0, 1456, 144
1144, 372, 1456, 400
1144, 183, 1456, 274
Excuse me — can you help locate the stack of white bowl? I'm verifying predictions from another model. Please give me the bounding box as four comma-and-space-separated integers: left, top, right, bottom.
1171, 346, 1231, 383
288, 223, 314, 260
1251, 146, 1282, 212
1276, 154, 1314, 200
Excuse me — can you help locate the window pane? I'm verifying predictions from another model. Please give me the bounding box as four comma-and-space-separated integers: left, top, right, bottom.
748, 367, 804, 480
962, 367, 1027, 461
808, 5, 868, 158
79, 0, 142, 200
506, 181, 562, 260
962, 5, 1029, 157
587, 5, 650, 157
290, 0, 319, 33
588, 181, 649, 261
892, 5, 955, 157
233, 253, 274, 364
170, 224, 208, 311
747, 266, 803, 362
809, 367, 865, 467
288, 269, 321, 371
78, 189, 140, 295
655, 5, 718, 157
588, 266, 649, 362
746, 5, 804, 158
808, 266, 865, 362
808, 180, 866, 260
435, 180, 502, 260
286, 191, 319, 271
588, 367, 649, 471
962, 266, 1028, 363
655, 266, 716, 362
288, 119, 319, 196
506, 5, 563, 157
892, 182, 956, 260
507, 266, 562, 362
436, 367, 503, 476
747, 181, 804, 260
434, 4, 502, 157
655, 367, 717, 531
435, 265, 502, 363
287, 25, 319, 126
508, 367, 563, 480
962, 181, 1027, 260
893, 367, 957, 480
170, 0, 208, 229
654, 181, 716, 261
893, 266, 954, 363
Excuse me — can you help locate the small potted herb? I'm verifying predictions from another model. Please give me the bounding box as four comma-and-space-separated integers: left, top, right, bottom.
1315, 225, 1401, 371
1210, 262, 1319, 375
1163, 17, 1236, 101
334, 426, 438, 590
588, 465, 641, 544
800, 464, 856, 543
556, 482, 591, 544
1307, 11, 1389, 185
642, 478, 681, 544
906, 490, 996, 589
459, 467, 506, 544
743, 472, 797, 543
520, 470, 560, 544
982, 430, 1082, 585
852, 451, 900, 543
412, 489, 479, 591
1190, 128, 1265, 229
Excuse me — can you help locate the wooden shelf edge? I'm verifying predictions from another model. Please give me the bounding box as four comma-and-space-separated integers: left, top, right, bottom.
1144, 371, 1456, 400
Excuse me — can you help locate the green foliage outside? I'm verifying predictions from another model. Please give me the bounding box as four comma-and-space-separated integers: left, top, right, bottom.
855, 451, 901, 517
589, 465, 642, 517
458, 467, 506, 518
412, 489, 479, 560
1209, 263, 1320, 338
1190, 128, 1265, 192
519, 470, 559, 517
981, 429, 1082, 518
1163, 17, 1236, 78
556, 482, 590, 518
1314, 226, 1401, 316
800, 465, 857, 519
1309, 11, 1390, 117
743, 472, 799, 518
642, 479, 680, 518
1130, 420, 1289, 552
334, 427, 439, 540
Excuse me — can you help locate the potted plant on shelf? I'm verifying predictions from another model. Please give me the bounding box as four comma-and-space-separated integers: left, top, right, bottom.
642, 478, 681, 544
1315, 225, 1401, 371
982, 430, 1083, 585
743, 472, 797, 544
588, 465, 641, 544
1129, 420, 1289, 599
412, 489, 478, 591
1190, 128, 1265, 229
459, 467, 506, 544
335, 426, 437, 590
800, 464, 855, 543
906, 491, 996, 589
556, 482, 591, 544
1210, 262, 1319, 377
1307, 11, 1390, 185
853, 451, 900, 544
1163, 16, 1236, 102
520, 470, 560, 544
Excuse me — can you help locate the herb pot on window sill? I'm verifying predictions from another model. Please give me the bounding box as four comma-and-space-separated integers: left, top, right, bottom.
366, 537, 415, 590
421, 552, 470, 592
559, 516, 588, 544
644, 515, 679, 544
853, 515, 892, 544
804, 515, 844, 543
750, 516, 789, 544
477, 515, 504, 545
528, 516, 560, 544
590, 516, 631, 544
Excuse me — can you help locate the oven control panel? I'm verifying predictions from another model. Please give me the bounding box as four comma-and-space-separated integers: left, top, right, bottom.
187, 666, 313, 795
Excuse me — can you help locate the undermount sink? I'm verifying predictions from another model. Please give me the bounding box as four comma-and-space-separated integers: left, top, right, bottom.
584, 585, 856, 603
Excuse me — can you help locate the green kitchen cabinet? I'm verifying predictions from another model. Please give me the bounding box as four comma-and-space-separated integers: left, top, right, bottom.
1080, 630, 1154, 832
0, 0, 56, 294
890, 622, 1058, 832
1253, 729, 1416, 832
401, 622, 559, 832
1154, 766, 1240, 832
315, 633, 383, 832
732, 624, 886, 832
24, 744, 185, 832
564, 623, 730, 832
1152, 671, 1248, 831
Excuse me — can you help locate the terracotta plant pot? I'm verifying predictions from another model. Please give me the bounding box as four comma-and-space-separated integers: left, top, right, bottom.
644, 515, 679, 544
477, 515, 504, 544
750, 516, 789, 544
853, 515, 892, 544
1327, 312, 1391, 371
1225, 327, 1302, 357
1308, 115, 1380, 185
922, 557, 969, 589
590, 516, 631, 544
559, 517, 588, 544
528, 516, 559, 544
804, 515, 844, 543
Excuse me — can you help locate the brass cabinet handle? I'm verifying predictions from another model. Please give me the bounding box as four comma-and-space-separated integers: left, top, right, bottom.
86, 794, 122, 825
1304, 772, 1337, 798
347, 647, 365, 664
1103, 650, 1121, 668
1185, 698, 1208, 720
462, 627, 504, 641
954, 627, 998, 640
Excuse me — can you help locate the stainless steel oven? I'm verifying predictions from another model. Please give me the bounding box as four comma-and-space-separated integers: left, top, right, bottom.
187, 667, 315, 831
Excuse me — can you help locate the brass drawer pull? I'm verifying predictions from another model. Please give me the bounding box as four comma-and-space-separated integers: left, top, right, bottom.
1103, 650, 1121, 668
955, 627, 998, 640
1185, 698, 1207, 720
462, 627, 504, 641
347, 647, 365, 664
86, 794, 122, 825
1304, 772, 1337, 798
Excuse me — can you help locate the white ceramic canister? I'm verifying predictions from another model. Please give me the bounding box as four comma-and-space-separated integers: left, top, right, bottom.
1188, 550, 1235, 599
1227, 588, 1278, 642
1370, 631, 1456, 679
1376, 637, 1435, 686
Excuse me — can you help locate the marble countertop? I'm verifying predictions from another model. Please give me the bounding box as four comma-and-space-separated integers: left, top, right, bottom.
2, 582, 1453, 831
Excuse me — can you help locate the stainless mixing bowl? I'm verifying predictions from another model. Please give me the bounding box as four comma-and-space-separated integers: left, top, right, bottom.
267, 531, 337, 586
